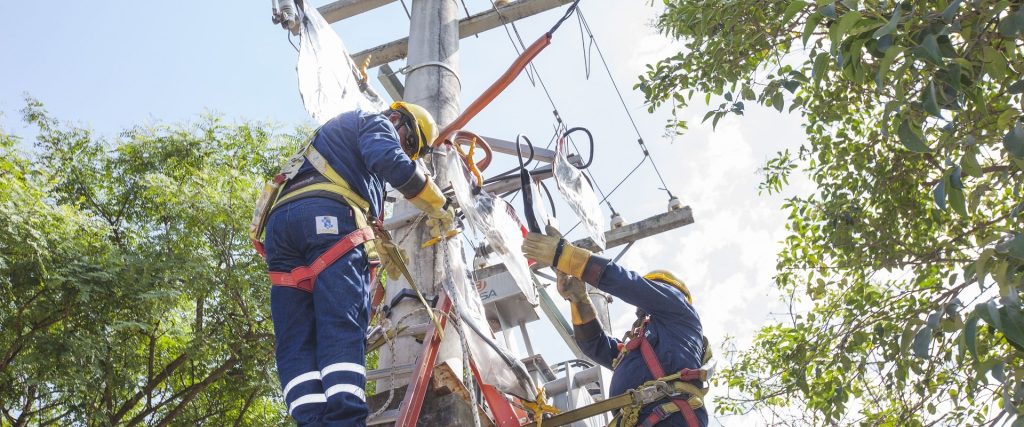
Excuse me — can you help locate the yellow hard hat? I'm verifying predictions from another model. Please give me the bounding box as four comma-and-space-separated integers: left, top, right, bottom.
643, 270, 692, 304
390, 101, 438, 160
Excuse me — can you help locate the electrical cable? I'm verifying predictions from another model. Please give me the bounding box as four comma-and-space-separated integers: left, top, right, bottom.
538, 179, 557, 217
548, 0, 581, 34
563, 156, 645, 235
561, 127, 594, 169
398, 0, 411, 19
518, 134, 542, 233
486, 0, 567, 133
484, 134, 535, 184
576, 9, 676, 198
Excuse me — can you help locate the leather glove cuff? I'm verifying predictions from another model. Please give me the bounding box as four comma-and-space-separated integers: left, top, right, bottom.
555, 242, 591, 278
409, 179, 446, 214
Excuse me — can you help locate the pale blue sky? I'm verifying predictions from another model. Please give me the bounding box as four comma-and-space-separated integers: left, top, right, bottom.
1, 2, 813, 423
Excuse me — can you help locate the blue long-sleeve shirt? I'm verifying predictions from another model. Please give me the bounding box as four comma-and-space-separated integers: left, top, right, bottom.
294, 110, 418, 217
574, 258, 707, 426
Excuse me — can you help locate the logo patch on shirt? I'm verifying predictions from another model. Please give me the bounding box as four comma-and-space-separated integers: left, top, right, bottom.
315, 216, 339, 235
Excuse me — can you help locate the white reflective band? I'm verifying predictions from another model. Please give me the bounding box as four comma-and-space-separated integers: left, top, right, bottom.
321, 362, 365, 377
288, 393, 327, 415
325, 383, 366, 402
283, 371, 322, 399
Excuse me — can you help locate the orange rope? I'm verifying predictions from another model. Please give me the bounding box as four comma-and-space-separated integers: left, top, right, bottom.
432, 34, 552, 148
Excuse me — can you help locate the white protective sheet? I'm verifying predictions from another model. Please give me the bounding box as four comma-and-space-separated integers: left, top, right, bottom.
554, 139, 606, 249
442, 148, 536, 399
296, 2, 386, 123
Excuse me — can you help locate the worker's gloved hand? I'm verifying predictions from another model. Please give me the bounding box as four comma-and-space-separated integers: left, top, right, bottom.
425, 202, 456, 240
556, 272, 588, 302
522, 225, 593, 279
380, 240, 409, 279
408, 179, 456, 238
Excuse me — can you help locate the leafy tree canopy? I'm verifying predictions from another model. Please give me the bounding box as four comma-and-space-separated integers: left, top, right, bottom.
641, 0, 1024, 425
0, 98, 298, 426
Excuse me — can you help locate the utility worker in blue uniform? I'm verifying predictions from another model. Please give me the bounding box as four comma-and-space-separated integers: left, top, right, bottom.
523, 226, 710, 427
257, 102, 454, 426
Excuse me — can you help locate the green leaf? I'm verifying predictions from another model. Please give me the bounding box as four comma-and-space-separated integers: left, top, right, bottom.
1010, 80, 1024, 94
996, 233, 1024, 260
741, 85, 756, 100
873, 7, 900, 38
965, 313, 979, 359
772, 92, 785, 112
998, 7, 1024, 37
961, 149, 982, 177
915, 34, 943, 65
701, 110, 716, 123
941, 0, 961, 24
950, 165, 964, 190
830, 11, 863, 48
912, 326, 931, 358
819, 3, 837, 19
813, 52, 830, 86
875, 47, 901, 89
1004, 124, 1024, 158
948, 181, 967, 216
997, 305, 1024, 350
923, 80, 942, 117
982, 46, 1009, 80
897, 119, 931, 152
803, 12, 824, 47
933, 180, 947, 210
783, 0, 808, 24
782, 80, 801, 93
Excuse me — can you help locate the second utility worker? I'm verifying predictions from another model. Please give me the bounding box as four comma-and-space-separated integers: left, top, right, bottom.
262, 102, 453, 426
523, 226, 711, 427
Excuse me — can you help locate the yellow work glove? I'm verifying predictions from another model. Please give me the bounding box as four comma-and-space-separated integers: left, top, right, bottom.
522, 225, 592, 279
556, 272, 588, 302
408, 179, 456, 240
380, 240, 408, 280
558, 272, 597, 325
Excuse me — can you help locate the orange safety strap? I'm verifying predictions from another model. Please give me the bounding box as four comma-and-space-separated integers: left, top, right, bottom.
267, 227, 375, 293
431, 34, 552, 148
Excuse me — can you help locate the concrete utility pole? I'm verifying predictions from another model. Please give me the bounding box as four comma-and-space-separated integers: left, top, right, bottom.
374, 0, 458, 385
372, 0, 475, 424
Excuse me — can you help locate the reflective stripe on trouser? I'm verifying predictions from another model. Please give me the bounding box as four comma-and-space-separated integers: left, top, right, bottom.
267, 198, 372, 426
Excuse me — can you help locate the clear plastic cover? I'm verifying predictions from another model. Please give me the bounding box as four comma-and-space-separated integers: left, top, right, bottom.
446, 151, 537, 305
554, 140, 606, 250
442, 147, 537, 399
296, 1, 386, 124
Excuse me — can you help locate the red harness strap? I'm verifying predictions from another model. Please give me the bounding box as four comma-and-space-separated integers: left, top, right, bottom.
624, 322, 702, 427
267, 227, 375, 293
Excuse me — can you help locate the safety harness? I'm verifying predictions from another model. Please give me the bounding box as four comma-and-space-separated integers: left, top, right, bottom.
250, 131, 379, 288
521, 317, 713, 427
609, 317, 713, 427
249, 130, 446, 334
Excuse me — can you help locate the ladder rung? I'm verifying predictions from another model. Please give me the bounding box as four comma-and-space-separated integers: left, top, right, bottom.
367, 363, 414, 381
367, 408, 400, 426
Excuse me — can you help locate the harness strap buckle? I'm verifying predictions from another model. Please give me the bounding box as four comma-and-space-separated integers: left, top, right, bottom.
630, 381, 671, 405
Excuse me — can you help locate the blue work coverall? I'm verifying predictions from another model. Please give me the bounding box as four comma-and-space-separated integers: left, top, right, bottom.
264, 110, 417, 426
573, 259, 708, 427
